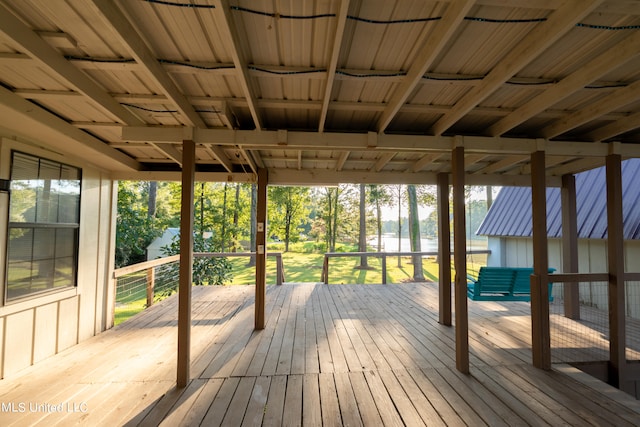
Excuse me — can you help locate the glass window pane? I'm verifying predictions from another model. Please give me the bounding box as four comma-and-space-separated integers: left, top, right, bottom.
33, 228, 55, 260
6, 152, 81, 301
54, 257, 75, 288
8, 228, 33, 262
55, 228, 76, 258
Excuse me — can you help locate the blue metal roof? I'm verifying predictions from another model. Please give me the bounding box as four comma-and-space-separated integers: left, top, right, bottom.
477, 159, 640, 240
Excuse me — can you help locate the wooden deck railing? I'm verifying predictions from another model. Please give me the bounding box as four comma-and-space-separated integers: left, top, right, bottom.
113, 252, 285, 309
321, 250, 491, 284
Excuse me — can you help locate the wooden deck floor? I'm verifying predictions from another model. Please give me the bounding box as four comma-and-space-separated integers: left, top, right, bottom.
1, 283, 640, 426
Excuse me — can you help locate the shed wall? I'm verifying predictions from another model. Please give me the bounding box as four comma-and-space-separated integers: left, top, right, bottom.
0, 135, 116, 378
487, 237, 640, 318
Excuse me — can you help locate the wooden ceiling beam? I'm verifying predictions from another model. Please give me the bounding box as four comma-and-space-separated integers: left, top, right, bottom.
11, 88, 629, 122
214, 0, 262, 130
377, 0, 474, 133
373, 153, 396, 172
474, 155, 528, 175
319, 0, 350, 132
587, 111, 640, 142
542, 80, 640, 138
411, 153, 441, 173
150, 143, 183, 166
121, 127, 640, 158
205, 145, 234, 173
336, 151, 350, 171
90, 0, 206, 128
430, 0, 603, 136
0, 3, 143, 126
488, 30, 640, 136
0, 85, 141, 171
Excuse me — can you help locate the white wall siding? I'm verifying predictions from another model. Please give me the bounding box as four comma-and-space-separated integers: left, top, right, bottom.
487, 237, 640, 318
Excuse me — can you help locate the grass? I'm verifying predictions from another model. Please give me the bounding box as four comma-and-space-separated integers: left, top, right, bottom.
114, 250, 488, 325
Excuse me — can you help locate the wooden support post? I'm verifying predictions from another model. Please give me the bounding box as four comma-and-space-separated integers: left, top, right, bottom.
146, 267, 155, 308
606, 152, 627, 391
322, 256, 329, 284
437, 173, 452, 326
382, 253, 387, 284
530, 150, 551, 370
561, 174, 580, 320
255, 168, 268, 330
177, 140, 195, 388
452, 146, 469, 373
275, 253, 284, 285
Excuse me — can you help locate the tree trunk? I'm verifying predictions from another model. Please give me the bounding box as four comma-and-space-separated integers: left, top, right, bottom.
248, 184, 257, 266
148, 181, 157, 218
486, 185, 493, 209
331, 188, 339, 252
358, 183, 368, 267
221, 182, 228, 252
376, 197, 382, 252
199, 183, 205, 238
397, 184, 402, 268
284, 189, 292, 252
407, 184, 425, 281
232, 183, 240, 252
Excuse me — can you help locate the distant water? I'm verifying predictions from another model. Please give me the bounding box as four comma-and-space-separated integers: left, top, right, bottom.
369, 235, 487, 253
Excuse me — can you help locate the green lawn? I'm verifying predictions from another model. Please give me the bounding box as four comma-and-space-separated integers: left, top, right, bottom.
114, 251, 487, 325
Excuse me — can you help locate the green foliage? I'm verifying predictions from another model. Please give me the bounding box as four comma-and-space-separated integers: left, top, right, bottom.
161, 233, 233, 287
115, 181, 165, 268
268, 186, 310, 251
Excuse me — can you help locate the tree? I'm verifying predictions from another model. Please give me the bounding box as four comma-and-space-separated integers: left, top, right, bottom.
368, 184, 393, 252
115, 181, 164, 267
396, 184, 404, 267
358, 183, 368, 267
161, 233, 232, 287
248, 184, 257, 266
268, 186, 310, 251
407, 184, 425, 281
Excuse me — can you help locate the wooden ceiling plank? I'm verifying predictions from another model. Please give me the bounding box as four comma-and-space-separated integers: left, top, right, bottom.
0, 3, 143, 125
214, 0, 262, 130
90, 0, 206, 128
431, 0, 603, 136
319, 0, 350, 132
489, 30, 640, 136
543, 80, 640, 138
377, 0, 474, 133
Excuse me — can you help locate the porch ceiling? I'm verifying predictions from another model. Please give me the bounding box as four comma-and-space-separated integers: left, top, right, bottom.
0, 0, 639, 183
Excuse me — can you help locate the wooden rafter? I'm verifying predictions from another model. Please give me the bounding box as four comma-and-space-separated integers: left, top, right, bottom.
430, 0, 603, 136
587, 111, 640, 142
318, 0, 350, 132
542, 79, 640, 138
90, 0, 206, 129
376, 0, 474, 133
214, 0, 262, 130
204, 145, 234, 173
488, 30, 640, 136
0, 3, 143, 126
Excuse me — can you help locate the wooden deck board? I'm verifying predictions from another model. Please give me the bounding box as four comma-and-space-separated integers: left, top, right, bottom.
0, 283, 639, 426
